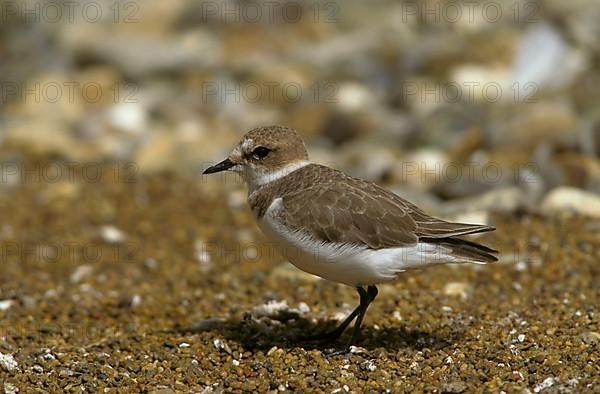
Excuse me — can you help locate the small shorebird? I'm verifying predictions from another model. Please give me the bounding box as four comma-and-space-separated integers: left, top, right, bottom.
204, 125, 497, 345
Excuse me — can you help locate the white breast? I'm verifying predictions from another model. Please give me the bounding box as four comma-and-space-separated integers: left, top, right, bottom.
258, 198, 457, 287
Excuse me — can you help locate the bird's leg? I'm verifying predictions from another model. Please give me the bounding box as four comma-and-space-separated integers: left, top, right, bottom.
348, 285, 378, 345
302, 286, 370, 342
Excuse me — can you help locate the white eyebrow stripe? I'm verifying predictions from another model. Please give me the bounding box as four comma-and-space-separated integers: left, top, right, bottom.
241, 138, 254, 153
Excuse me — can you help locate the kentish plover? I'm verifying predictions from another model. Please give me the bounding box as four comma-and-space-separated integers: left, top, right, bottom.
204, 125, 498, 345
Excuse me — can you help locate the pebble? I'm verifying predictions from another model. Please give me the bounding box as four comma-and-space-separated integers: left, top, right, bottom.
443, 282, 472, 300
144, 258, 159, 270
442, 187, 527, 219
297, 302, 310, 314
442, 380, 467, 393
540, 187, 600, 218
0, 353, 18, 372
100, 225, 127, 244
69, 265, 93, 284
337, 82, 377, 113
402, 148, 450, 192
194, 239, 212, 265
579, 331, 600, 345
131, 294, 142, 308
252, 300, 292, 318
4, 120, 85, 161
349, 346, 368, 354
451, 64, 510, 103
0, 299, 14, 311
3, 383, 18, 394
213, 339, 232, 354
534, 377, 557, 393
108, 102, 148, 135
512, 24, 584, 92
362, 360, 377, 372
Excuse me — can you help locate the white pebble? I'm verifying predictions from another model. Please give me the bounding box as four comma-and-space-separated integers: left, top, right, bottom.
100, 225, 127, 244
0, 352, 18, 371
514, 261, 528, 272
443, 282, 471, 300
349, 345, 367, 354
70, 265, 93, 284
252, 300, 289, 318
364, 360, 377, 372
534, 377, 557, 393
0, 300, 14, 311
42, 352, 55, 361
108, 102, 148, 134
297, 302, 310, 314
541, 187, 600, 218
194, 240, 212, 265
131, 294, 142, 308
144, 258, 159, 269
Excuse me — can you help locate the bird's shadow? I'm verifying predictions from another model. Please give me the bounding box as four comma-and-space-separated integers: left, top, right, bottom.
176, 312, 459, 353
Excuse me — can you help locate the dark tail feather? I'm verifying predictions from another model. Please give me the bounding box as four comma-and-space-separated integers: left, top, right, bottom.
417, 222, 496, 239
421, 236, 498, 264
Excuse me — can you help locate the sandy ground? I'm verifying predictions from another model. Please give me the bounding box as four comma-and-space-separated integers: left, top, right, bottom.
0, 164, 598, 393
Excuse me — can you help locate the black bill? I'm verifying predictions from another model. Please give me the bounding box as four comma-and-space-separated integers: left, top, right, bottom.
203, 158, 236, 174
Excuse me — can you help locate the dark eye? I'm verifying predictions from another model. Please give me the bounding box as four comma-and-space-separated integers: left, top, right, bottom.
252, 146, 271, 159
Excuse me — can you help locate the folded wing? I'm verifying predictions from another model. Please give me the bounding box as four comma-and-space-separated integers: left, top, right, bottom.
278, 172, 496, 262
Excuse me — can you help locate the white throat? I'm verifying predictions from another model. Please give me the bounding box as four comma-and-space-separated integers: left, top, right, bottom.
247, 160, 310, 189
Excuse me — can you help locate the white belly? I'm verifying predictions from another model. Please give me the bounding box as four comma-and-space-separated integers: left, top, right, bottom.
258, 198, 455, 287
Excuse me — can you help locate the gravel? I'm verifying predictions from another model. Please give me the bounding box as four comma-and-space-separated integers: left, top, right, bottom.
0, 165, 598, 392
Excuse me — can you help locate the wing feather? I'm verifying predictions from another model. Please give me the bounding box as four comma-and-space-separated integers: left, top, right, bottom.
268, 164, 496, 250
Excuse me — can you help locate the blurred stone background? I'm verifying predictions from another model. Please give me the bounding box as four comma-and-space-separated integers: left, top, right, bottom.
1, 0, 598, 219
